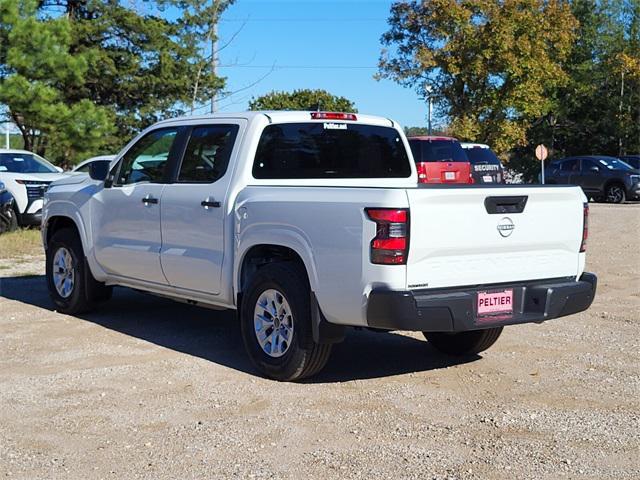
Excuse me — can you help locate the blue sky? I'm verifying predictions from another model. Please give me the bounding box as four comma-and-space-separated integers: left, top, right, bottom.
202, 0, 429, 127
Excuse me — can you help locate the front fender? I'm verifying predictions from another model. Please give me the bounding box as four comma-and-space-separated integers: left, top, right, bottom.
43, 200, 90, 252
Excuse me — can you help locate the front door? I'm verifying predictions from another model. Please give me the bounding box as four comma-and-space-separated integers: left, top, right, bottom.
575, 158, 603, 195
160, 122, 243, 295
93, 127, 181, 284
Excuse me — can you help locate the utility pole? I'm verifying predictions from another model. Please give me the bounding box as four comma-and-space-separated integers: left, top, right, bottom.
210, 5, 218, 114
423, 84, 433, 135
618, 70, 624, 155
427, 96, 433, 136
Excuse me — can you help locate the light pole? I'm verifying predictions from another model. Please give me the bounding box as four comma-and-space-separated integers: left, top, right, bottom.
425, 85, 433, 136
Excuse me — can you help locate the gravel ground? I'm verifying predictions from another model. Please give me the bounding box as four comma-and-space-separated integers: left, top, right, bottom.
0, 203, 638, 479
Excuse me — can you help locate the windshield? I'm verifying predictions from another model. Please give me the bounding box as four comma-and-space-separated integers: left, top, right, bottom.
409, 139, 468, 162
619, 156, 639, 169
253, 123, 411, 179
464, 147, 502, 165
0, 153, 57, 173
595, 157, 634, 171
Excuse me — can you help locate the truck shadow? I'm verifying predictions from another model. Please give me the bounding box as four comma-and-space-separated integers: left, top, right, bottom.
0, 275, 476, 382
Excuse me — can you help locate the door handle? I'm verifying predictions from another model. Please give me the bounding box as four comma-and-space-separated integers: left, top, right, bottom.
201, 198, 221, 209
142, 195, 158, 205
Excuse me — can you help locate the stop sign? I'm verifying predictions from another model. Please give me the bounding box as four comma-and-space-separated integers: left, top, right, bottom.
535, 144, 548, 161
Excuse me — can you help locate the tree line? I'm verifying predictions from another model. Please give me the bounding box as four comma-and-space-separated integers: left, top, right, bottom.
379, 0, 639, 179
0, 0, 233, 165
1, 0, 638, 177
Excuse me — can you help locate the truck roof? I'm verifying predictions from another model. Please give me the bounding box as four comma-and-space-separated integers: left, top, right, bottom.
155, 111, 398, 128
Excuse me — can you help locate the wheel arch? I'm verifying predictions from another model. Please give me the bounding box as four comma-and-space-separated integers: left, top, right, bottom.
236, 243, 314, 301
603, 178, 626, 192
44, 214, 88, 254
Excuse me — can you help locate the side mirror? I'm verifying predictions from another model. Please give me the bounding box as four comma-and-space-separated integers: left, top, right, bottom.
89, 161, 110, 181
589, 166, 599, 172
55, 166, 64, 173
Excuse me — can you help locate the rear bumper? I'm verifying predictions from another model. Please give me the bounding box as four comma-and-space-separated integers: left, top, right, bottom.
367, 273, 597, 332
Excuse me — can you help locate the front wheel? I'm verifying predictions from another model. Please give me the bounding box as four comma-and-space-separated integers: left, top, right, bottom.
423, 327, 503, 356
240, 262, 332, 381
605, 184, 626, 203
46, 228, 112, 314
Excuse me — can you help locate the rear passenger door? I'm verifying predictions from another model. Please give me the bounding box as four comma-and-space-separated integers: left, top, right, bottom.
555, 158, 579, 184
160, 121, 243, 295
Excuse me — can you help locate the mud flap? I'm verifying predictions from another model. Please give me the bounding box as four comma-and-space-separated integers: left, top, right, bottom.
311, 292, 346, 345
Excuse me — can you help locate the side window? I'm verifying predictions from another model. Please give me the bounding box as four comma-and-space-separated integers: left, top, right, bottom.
582, 158, 598, 172
116, 128, 178, 186
75, 164, 90, 173
177, 124, 239, 183
560, 159, 579, 172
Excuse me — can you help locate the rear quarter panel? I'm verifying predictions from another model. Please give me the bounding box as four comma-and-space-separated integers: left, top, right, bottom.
235, 186, 409, 326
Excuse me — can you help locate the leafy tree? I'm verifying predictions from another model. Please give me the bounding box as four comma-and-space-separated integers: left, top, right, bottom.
404, 126, 429, 136
1, 0, 233, 164
515, 0, 640, 180
378, 0, 578, 156
249, 89, 357, 112
0, 0, 114, 160
404, 126, 450, 137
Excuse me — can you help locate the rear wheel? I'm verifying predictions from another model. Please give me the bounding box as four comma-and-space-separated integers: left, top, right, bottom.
423, 327, 503, 356
240, 262, 332, 381
605, 184, 626, 203
46, 228, 112, 314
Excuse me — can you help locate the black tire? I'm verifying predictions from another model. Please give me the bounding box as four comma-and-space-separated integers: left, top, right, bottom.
240, 262, 332, 381
0, 206, 18, 234
605, 184, 626, 203
423, 327, 503, 356
46, 228, 112, 314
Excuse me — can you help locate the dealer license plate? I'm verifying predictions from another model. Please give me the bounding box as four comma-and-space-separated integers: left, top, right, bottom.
444, 171, 455, 180
477, 289, 513, 316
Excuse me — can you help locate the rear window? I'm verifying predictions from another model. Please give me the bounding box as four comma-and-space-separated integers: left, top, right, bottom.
464, 147, 502, 166
409, 139, 468, 162
252, 123, 411, 179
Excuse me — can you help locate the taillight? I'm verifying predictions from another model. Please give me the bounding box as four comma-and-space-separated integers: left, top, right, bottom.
310, 112, 357, 121
365, 208, 409, 265
416, 162, 428, 183
580, 203, 588, 252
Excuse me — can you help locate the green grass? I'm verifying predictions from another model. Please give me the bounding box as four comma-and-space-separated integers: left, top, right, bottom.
0, 228, 44, 259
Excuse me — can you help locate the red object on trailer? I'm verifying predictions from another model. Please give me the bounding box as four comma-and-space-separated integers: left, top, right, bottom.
408, 136, 473, 184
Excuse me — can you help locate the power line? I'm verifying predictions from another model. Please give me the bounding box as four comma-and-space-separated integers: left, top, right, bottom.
218, 65, 377, 70
220, 18, 385, 22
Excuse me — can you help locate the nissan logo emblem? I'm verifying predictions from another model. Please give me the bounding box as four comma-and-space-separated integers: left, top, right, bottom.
497, 217, 515, 237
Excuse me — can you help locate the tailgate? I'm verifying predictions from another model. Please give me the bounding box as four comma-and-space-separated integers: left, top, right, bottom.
405, 186, 585, 289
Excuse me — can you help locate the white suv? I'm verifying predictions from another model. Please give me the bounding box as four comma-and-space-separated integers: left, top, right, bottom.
0, 149, 67, 226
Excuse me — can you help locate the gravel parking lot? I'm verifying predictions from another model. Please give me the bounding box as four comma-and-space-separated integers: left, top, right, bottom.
0, 203, 638, 479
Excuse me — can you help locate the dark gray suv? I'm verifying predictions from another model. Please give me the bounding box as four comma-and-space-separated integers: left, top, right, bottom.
545, 155, 640, 203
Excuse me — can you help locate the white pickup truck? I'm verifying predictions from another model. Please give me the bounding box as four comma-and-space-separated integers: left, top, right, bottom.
43, 111, 597, 381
